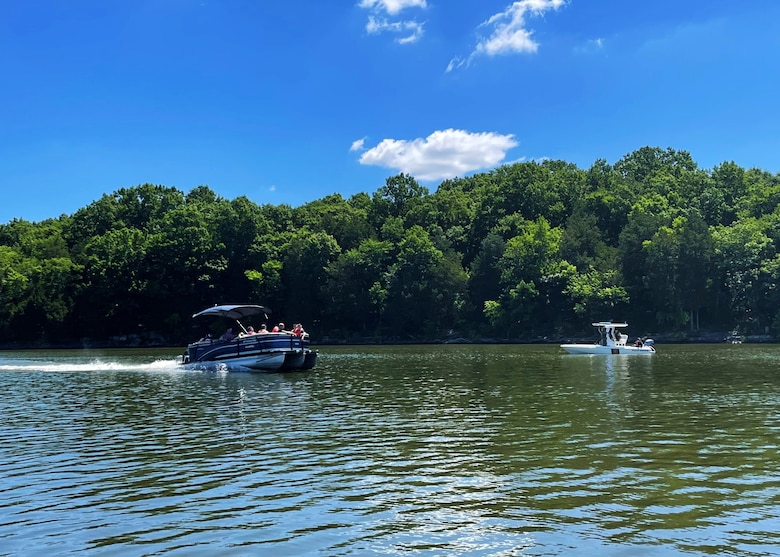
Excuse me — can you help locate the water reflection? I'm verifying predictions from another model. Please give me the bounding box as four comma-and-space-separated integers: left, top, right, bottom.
0, 345, 779, 555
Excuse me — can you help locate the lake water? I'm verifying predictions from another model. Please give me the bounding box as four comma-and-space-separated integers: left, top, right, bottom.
1, 344, 779, 556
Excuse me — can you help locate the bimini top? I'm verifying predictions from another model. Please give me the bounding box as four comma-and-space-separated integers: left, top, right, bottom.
192, 304, 271, 320
592, 321, 628, 328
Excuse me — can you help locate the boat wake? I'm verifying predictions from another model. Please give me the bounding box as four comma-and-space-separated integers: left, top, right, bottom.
0, 358, 184, 373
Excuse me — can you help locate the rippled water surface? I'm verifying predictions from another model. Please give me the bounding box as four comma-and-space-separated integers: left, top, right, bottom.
1, 344, 780, 556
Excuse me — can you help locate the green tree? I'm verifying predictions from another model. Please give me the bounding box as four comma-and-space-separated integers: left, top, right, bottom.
618, 194, 675, 325
325, 238, 394, 335
76, 227, 148, 336
0, 218, 82, 340
372, 173, 429, 221
405, 187, 475, 254
0, 246, 30, 331
712, 219, 777, 332
642, 222, 686, 327
614, 147, 696, 184
280, 229, 341, 330
710, 161, 746, 225
383, 226, 466, 336
736, 168, 780, 220
294, 193, 373, 251
561, 206, 616, 271
496, 217, 567, 334
467, 232, 505, 325
677, 211, 714, 330
141, 203, 229, 339
563, 268, 629, 319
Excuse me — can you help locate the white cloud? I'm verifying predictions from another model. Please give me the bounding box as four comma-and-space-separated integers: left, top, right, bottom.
359, 0, 426, 44
445, 58, 460, 73
366, 17, 424, 44
350, 138, 367, 151
448, 0, 567, 71
358, 0, 427, 16
356, 128, 519, 181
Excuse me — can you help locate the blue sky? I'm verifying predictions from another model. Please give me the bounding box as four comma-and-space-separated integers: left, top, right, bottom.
2, 0, 779, 223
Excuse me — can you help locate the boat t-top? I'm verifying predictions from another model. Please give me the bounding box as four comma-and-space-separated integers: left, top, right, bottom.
561, 322, 655, 355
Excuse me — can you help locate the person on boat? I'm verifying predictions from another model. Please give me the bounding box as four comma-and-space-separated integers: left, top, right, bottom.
219, 327, 235, 341
272, 322, 285, 333
258, 324, 268, 334
292, 323, 304, 337
240, 326, 255, 337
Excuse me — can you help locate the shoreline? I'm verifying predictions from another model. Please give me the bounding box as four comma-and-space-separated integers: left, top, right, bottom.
0, 331, 774, 351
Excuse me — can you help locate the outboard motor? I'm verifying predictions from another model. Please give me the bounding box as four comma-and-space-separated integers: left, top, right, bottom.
643, 338, 655, 347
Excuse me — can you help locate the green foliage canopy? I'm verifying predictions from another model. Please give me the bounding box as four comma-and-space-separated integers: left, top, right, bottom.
2, 148, 779, 345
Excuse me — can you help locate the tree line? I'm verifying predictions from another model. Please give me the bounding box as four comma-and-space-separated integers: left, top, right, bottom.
2, 146, 780, 346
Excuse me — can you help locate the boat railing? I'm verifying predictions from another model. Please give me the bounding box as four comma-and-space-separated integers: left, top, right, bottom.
190, 332, 309, 353
193, 331, 306, 343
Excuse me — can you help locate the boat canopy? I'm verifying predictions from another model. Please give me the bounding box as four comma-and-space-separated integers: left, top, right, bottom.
592, 321, 628, 328
192, 304, 271, 320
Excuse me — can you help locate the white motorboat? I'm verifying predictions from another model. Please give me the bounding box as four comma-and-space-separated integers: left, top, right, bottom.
561, 322, 655, 355
180, 304, 317, 371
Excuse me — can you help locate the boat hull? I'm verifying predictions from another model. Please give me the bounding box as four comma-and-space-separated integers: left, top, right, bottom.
560, 343, 655, 355
183, 352, 287, 372
181, 333, 317, 372
300, 351, 318, 370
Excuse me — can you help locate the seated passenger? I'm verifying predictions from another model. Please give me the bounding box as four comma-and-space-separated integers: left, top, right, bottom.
272, 322, 285, 333
219, 327, 235, 341
292, 323, 305, 337
258, 324, 268, 334
240, 326, 255, 337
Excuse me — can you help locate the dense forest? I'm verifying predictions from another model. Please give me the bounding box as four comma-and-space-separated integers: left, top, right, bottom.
2, 146, 780, 347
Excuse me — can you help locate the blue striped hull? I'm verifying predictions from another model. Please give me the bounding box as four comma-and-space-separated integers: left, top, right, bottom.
181, 333, 317, 372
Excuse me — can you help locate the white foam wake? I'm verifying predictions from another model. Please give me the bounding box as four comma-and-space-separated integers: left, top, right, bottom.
0, 358, 184, 373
